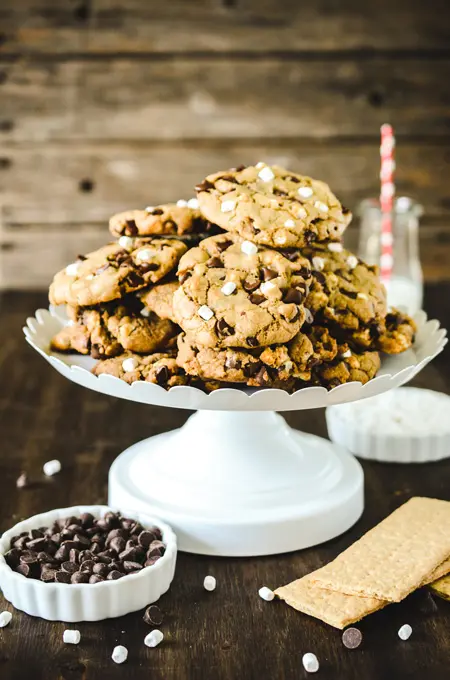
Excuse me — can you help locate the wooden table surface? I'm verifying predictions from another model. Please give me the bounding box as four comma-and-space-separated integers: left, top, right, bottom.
0, 289, 449, 680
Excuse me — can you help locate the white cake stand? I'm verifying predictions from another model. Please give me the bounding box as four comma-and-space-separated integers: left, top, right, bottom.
24, 308, 447, 557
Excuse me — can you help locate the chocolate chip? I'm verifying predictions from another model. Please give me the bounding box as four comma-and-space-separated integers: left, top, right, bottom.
123, 561, 143, 572
225, 357, 241, 370
145, 556, 161, 567
304, 230, 317, 244
244, 361, 262, 377
77, 254, 87, 261
254, 367, 271, 386
178, 270, 191, 284
125, 271, 145, 287
344, 290, 358, 299
109, 536, 126, 554
261, 267, 277, 281
243, 275, 260, 292
107, 570, 124, 580
80, 512, 95, 528
16, 563, 31, 577
93, 563, 109, 577
246, 336, 259, 348
55, 571, 71, 584
61, 561, 79, 575
71, 571, 90, 584
216, 319, 234, 336
119, 548, 139, 562
313, 271, 326, 285
20, 551, 38, 565
13, 536, 28, 550
216, 239, 233, 253
273, 188, 288, 197
4, 549, 21, 568
283, 288, 303, 304
155, 366, 170, 386
41, 568, 57, 583
27, 537, 47, 551
138, 531, 157, 548
206, 256, 222, 268
249, 293, 265, 305
124, 219, 138, 235
285, 175, 300, 183
37, 551, 55, 564
79, 550, 94, 562
163, 219, 177, 231
89, 574, 105, 584
69, 548, 80, 563
80, 560, 96, 573
29, 529, 44, 540
143, 605, 164, 626
195, 179, 215, 192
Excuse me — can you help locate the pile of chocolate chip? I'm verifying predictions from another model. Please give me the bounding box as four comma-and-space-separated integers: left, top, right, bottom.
4, 511, 166, 584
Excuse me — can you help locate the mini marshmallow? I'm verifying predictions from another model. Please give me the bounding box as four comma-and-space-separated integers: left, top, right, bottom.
144, 630, 164, 648
122, 357, 139, 372
398, 624, 412, 641
112, 645, 128, 664
187, 197, 199, 209
312, 256, 325, 271
258, 166, 275, 182
258, 586, 274, 602
260, 281, 277, 296
43, 459, 61, 477
297, 207, 307, 218
145, 206, 154, 212
136, 248, 153, 262
314, 200, 329, 213
63, 630, 81, 645
284, 219, 295, 228
357, 293, 368, 300
298, 187, 313, 199
302, 653, 319, 673
274, 232, 288, 245
341, 349, 352, 358
85, 274, 94, 280
203, 575, 217, 591
140, 307, 151, 317
65, 262, 80, 276
176, 199, 188, 207
241, 240, 258, 256
0, 611, 12, 628
221, 281, 237, 296
198, 305, 214, 321
256, 161, 265, 168
328, 243, 343, 252
221, 200, 236, 213
347, 255, 358, 269
119, 236, 134, 250
304, 308, 314, 325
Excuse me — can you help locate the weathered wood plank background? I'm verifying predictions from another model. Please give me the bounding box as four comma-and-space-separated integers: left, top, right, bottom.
0, 0, 449, 288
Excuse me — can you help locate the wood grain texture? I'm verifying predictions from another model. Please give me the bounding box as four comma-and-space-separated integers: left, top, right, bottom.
1, 57, 450, 142
1, 0, 449, 53
0, 289, 449, 680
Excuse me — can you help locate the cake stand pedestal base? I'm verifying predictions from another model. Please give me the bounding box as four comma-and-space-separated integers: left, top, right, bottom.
109, 411, 363, 556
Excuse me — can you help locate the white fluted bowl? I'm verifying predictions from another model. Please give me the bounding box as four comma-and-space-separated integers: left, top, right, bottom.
0, 505, 177, 622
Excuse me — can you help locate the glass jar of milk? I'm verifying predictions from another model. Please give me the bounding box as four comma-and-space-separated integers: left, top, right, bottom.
357, 197, 423, 314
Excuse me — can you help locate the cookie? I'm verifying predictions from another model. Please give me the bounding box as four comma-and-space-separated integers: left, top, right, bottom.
196, 164, 351, 248
109, 202, 211, 238
302, 243, 387, 330
49, 239, 187, 307
140, 280, 179, 323
51, 301, 178, 358
92, 352, 189, 388
313, 347, 380, 387
176, 326, 337, 388
377, 310, 416, 354
177, 232, 312, 288
172, 264, 306, 349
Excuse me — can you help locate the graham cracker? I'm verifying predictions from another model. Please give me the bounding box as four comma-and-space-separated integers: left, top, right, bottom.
310, 497, 450, 602
429, 573, 450, 601
275, 576, 387, 629
275, 556, 450, 630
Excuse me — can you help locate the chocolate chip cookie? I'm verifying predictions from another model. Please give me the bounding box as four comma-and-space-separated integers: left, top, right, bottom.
196, 164, 351, 249
313, 348, 381, 387
92, 352, 189, 388
376, 309, 416, 354
51, 300, 178, 358
49, 239, 187, 307
140, 280, 179, 323
176, 325, 338, 388
109, 203, 211, 238
177, 232, 312, 291
172, 263, 306, 349
303, 242, 387, 330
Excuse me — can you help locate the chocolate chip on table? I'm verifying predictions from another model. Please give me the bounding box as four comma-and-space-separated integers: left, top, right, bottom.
249, 293, 265, 306
143, 604, 164, 627
5, 512, 166, 585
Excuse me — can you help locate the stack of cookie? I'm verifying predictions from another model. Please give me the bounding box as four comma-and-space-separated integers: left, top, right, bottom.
49, 164, 416, 391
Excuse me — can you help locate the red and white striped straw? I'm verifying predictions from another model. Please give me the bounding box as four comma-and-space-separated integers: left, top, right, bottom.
379, 124, 395, 281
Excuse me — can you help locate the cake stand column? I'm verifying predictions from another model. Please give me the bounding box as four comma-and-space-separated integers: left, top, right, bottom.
109, 409, 364, 556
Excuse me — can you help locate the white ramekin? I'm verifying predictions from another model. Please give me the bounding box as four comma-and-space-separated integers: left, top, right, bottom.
326, 387, 450, 463
0, 505, 177, 622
